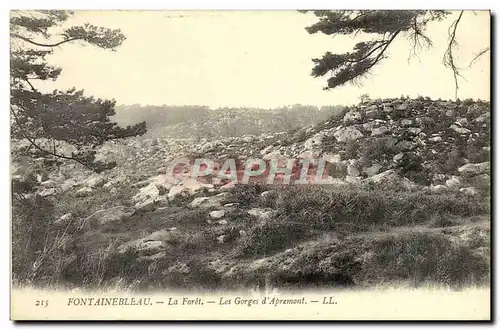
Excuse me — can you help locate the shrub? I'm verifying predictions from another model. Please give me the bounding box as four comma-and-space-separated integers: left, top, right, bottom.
358, 231, 490, 288
11, 193, 55, 283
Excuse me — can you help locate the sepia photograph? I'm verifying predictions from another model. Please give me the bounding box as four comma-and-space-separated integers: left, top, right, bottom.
9, 8, 491, 321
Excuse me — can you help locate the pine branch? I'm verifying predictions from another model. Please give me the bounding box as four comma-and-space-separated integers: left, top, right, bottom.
10, 33, 82, 48
10, 106, 88, 167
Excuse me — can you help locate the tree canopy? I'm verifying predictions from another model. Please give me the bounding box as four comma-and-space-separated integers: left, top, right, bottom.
10, 10, 147, 172
302, 10, 490, 98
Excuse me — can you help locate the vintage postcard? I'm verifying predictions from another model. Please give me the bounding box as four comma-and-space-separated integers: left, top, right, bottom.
9, 9, 491, 321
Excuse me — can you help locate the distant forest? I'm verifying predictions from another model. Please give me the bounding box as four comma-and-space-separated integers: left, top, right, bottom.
112, 105, 345, 140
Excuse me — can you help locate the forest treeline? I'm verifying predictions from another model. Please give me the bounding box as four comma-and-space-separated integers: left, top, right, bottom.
112, 104, 345, 139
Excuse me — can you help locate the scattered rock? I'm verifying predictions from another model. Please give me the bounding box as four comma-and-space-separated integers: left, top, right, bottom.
248, 208, 274, 220
343, 111, 362, 124
39, 188, 57, 197
224, 203, 240, 208
430, 185, 448, 193
393, 153, 404, 162
75, 187, 92, 197
209, 210, 225, 219
322, 153, 341, 164
396, 140, 415, 151
84, 175, 106, 188
371, 126, 389, 137
458, 162, 490, 175
345, 176, 361, 184
190, 193, 229, 208
363, 164, 382, 177
55, 212, 72, 225
428, 136, 443, 143
459, 187, 478, 196
347, 164, 360, 177
475, 113, 490, 123
407, 127, 422, 135
168, 185, 188, 200
304, 133, 325, 150
333, 126, 363, 142
401, 119, 413, 126
216, 235, 227, 244
220, 181, 237, 191
445, 176, 461, 189
89, 206, 134, 226
450, 124, 471, 135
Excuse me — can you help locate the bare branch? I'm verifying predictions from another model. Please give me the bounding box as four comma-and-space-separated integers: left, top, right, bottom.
468, 46, 490, 67
443, 10, 464, 99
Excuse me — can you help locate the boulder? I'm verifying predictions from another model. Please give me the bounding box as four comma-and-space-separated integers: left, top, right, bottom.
216, 235, 227, 244
133, 183, 160, 203
54, 213, 72, 225
459, 187, 478, 196
458, 162, 490, 175
430, 185, 448, 193
393, 153, 404, 162
383, 105, 394, 113
428, 136, 443, 143
362, 121, 376, 131
442, 108, 456, 117
39, 188, 57, 197
183, 178, 213, 195
304, 133, 325, 150
88, 205, 134, 226
333, 126, 363, 143
363, 164, 382, 177
247, 208, 275, 221
134, 197, 167, 212
83, 175, 106, 188
363, 170, 416, 191
347, 164, 360, 177
450, 124, 471, 135
365, 107, 381, 119
75, 187, 92, 197
263, 151, 283, 161
474, 113, 490, 123
345, 176, 361, 184
371, 126, 389, 137
260, 145, 274, 156
415, 116, 433, 126
343, 111, 362, 124
400, 119, 413, 127
209, 210, 226, 219
168, 185, 188, 200
220, 181, 237, 191
322, 153, 342, 164
395, 103, 408, 111
190, 193, 229, 208
119, 229, 185, 255
407, 127, 422, 135
445, 176, 461, 189
396, 140, 415, 151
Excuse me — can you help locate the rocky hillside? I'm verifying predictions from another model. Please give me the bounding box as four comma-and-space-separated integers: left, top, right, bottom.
11, 96, 491, 292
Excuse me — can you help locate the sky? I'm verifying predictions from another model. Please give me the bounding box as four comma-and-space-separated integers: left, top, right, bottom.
34, 10, 490, 108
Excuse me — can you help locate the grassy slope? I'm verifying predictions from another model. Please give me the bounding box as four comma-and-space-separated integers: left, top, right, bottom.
28, 183, 490, 292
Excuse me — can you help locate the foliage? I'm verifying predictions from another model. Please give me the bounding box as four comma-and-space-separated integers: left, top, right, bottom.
302, 10, 489, 98
10, 10, 146, 172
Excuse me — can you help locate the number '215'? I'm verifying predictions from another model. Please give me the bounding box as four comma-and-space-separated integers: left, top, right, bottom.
35, 300, 49, 307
